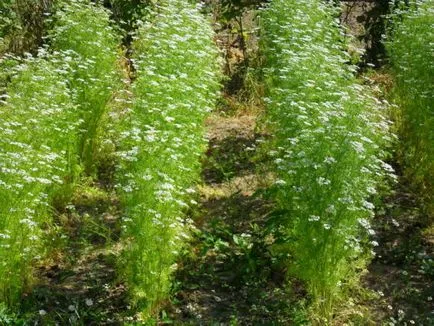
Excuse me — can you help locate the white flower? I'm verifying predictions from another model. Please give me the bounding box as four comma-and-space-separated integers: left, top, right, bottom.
324, 156, 336, 164
362, 200, 375, 210
350, 141, 365, 153
381, 161, 395, 173
317, 177, 331, 186
326, 205, 336, 215
391, 218, 400, 227
308, 215, 320, 222
85, 298, 93, 306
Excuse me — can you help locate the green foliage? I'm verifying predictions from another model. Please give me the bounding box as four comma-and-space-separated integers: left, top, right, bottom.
49, 0, 121, 175
0, 51, 81, 306
0, 54, 20, 93
0, 0, 52, 55
386, 0, 434, 216
0, 303, 19, 325
219, 0, 262, 21
115, 0, 221, 317
105, 0, 152, 37
0, 0, 16, 40
260, 0, 393, 321
0, 0, 120, 308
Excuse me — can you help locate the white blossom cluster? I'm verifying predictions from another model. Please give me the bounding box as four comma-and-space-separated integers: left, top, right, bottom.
115, 0, 221, 313
260, 0, 394, 307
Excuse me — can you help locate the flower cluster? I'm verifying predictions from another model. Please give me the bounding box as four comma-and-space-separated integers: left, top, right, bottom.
115, 0, 221, 316
260, 0, 393, 317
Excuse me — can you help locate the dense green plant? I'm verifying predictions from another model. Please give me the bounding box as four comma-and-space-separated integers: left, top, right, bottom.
385, 0, 434, 217
0, 0, 120, 307
116, 0, 221, 317
0, 0, 52, 55
104, 0, 151, 38
260, 0, 393, 321
49, 0, 121, 175
0, 0, 15, 48
0, 51, 80, 306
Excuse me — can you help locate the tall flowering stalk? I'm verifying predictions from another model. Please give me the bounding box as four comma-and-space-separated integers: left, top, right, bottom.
260, 0, 393, 320
116, 0, 221, 316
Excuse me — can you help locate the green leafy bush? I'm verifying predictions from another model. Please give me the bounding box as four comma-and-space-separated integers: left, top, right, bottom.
260, 0, 392, 320
386, 0, 434, 216
116, 0, 221, 317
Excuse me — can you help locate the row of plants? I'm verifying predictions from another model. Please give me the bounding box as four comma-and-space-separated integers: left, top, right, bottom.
115, 0, 221, 317
260, 0, 393, 322
0, 0, 120, 307
386, 0, 434, 218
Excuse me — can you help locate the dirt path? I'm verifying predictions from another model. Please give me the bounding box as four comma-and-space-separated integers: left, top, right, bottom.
167, 108, 301, 324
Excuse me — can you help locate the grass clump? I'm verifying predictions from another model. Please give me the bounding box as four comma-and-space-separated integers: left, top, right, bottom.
385, 0, 434, 217
115, 0, 221, 317
260, 0, 393, 321
0, 0, 120, 308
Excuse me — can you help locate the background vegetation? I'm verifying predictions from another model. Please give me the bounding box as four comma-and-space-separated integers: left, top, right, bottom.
0, 0, 432, 324
386, 0, 434, 219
